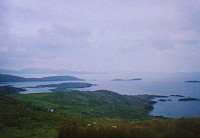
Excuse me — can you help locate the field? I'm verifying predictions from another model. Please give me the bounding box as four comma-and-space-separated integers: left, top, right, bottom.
0, 90, 200, 137
11, 90, 154, 119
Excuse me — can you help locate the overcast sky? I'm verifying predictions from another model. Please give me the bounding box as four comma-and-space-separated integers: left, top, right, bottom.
0, 0, 200, 73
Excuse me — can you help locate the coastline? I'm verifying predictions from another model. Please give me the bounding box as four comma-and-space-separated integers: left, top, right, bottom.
1, 81, 200, 118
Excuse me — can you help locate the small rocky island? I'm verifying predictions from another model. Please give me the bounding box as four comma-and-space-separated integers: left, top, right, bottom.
185, 80, 200, 83
111, 79, 124, 81
158, 99, 172, 102
179, 97, 199, 101
127, 78, 142, 81
170, 94, 184, 97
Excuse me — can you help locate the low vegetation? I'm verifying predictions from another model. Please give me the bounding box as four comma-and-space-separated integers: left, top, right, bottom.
59, 117, 200, 138
0, 94, 65, 137
0, 89, 199, 137
11, 90, 154, 119
0, 85, 26, 95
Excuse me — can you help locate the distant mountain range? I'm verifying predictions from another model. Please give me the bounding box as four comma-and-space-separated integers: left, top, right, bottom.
0, 68, 106, 75
0, 74, 84, 82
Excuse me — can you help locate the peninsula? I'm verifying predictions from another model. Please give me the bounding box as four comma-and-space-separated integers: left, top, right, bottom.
0, 74, 84, 82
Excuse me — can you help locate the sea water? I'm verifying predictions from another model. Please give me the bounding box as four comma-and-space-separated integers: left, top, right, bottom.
1, 73, 200, 118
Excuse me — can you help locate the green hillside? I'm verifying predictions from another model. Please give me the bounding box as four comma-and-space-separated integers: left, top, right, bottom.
11, 90, 153, 119
0, 90, 199, 137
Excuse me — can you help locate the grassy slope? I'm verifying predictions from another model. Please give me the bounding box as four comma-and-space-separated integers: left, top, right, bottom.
0, 90, 200, 137
59, 117, 200, 138
0, 94, 67, 137
11, 90, 153, 119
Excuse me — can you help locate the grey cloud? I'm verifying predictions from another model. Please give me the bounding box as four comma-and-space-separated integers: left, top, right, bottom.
0, 0, 200, 72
